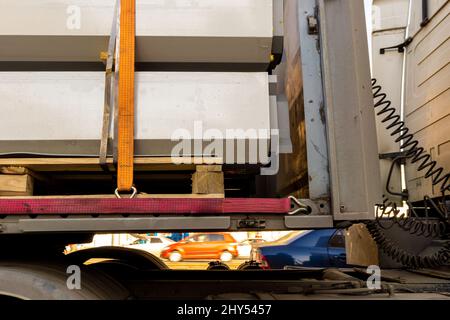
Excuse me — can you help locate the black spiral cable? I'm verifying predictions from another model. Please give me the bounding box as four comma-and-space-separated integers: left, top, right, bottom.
366, 221, 449, 269
372, 79, 450, 194
375, 196, 447, 238
366, 79, 450, 268
372, 78, 449, 237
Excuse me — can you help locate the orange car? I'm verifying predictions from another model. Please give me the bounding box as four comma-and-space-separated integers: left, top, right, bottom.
160, 233, 238, 262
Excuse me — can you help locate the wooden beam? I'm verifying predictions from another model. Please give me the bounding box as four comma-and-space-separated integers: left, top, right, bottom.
195, 165, 223, 172
0, 167, 30, 175
0, 166, 48, 182
0, 157, 222, 172
0, 174, 34, 196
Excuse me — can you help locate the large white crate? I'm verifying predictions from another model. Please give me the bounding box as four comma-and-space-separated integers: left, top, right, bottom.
0, 72, 271, 161
0, 0, 274, 65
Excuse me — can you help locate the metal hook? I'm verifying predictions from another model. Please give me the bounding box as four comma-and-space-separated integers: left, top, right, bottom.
288, 196, 310, 215
115, 186, 137, 199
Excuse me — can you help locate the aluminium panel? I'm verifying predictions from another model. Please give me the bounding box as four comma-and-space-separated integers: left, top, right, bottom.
0, 72, 271, 162
297, 0, 330, 200
372, 0, 410, 32
372, 30, 405, 202
318, 0, 382, 220
404, 2, 450, 201
0, 0, 274, 66
408, 0, 448, 36
0, 214, 333, 234
263, 0, 330, 202
9, 217, 231, 233
372, 0, 410, 202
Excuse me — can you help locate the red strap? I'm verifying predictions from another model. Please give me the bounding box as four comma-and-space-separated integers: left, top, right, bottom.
0, 198, 291, 215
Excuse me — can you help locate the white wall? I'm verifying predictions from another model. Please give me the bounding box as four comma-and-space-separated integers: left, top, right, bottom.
365, 0, 374, 72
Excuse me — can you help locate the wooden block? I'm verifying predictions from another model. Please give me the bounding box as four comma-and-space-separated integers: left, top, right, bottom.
192, 166, 224, 195
0, 166, 30, 175
345, 224, 379, 267
0, 166, 48, 182
0, 174, 34, 196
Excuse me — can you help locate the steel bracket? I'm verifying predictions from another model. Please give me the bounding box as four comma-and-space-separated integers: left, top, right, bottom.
380, 37, 413, 54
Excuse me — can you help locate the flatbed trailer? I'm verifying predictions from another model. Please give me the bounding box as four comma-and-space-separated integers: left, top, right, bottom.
0, 0, 449, 300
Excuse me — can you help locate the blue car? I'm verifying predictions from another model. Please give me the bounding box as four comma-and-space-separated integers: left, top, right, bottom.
252, 229, 347, 269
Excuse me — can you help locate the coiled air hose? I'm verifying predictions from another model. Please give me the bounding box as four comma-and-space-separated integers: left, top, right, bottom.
366, 79, 450, 269
366, 222, 449, 269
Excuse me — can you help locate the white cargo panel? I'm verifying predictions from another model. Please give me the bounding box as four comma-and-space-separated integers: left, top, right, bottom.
0, 72, 271, 161
0, 0, 274, 65
404, 2, 450, 201
372, 0, 410, 200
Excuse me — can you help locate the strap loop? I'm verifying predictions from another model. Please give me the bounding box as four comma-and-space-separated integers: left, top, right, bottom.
115, 186, 137, 199
288, 196, 310, 215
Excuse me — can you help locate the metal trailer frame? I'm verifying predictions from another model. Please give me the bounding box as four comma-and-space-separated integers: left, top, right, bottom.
0, 0, 381, 235
316, 0, 381, 220
271, 0, 380, 221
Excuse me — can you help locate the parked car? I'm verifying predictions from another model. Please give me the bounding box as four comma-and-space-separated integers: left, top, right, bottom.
251, 229, 348, 269
237, 238, 266, 259
160, 233, 239, 262
125, 236, 175, 257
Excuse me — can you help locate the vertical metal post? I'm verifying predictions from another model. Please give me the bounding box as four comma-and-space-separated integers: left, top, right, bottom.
318, 0, 382, 220
297, 0, 330, 201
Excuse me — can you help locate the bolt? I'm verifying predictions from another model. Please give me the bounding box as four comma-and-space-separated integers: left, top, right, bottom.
307, 15, 319, 35
340, 205, 346, 212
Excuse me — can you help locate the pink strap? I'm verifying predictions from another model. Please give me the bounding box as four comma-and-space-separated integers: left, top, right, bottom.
0, 198, 291, 215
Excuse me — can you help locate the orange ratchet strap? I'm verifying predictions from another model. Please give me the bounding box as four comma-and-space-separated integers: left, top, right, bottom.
117, 0, 136, 195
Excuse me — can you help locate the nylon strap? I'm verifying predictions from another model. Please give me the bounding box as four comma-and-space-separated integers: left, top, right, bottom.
117, 0, 136, 192
0, 198, 292, 215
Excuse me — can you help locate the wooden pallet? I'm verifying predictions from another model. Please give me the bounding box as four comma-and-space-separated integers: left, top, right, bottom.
0, 158, 224, 198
